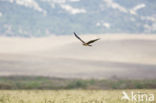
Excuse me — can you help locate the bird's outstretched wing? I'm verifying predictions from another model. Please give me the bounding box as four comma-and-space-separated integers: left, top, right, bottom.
74, 32, 85, 43
86, 38, 100, 45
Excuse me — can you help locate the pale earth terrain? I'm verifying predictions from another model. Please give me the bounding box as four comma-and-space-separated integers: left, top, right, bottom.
0, 34, 156, 79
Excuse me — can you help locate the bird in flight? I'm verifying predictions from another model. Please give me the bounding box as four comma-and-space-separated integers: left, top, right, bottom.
74, 32, 100, 46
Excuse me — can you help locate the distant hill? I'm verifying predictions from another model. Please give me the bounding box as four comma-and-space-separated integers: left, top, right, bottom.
0, 0, 156, 37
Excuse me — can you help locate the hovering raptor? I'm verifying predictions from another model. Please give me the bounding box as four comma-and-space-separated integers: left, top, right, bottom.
74, 32, 100, 46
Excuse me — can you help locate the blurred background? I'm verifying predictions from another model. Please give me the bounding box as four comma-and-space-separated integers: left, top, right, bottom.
0, 0, 156, 89
0, 0, 156, 36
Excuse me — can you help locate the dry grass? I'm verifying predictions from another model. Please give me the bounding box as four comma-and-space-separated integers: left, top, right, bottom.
0, 90, 155, 103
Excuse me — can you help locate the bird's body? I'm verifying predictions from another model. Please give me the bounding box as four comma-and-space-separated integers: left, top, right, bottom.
83, 43, 92, 46
74, 32, 100, 46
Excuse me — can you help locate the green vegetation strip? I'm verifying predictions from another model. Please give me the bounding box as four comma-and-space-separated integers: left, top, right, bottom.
0, 76, 156, 89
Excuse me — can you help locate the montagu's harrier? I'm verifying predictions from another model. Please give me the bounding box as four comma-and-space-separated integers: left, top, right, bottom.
74, 32, 100, 46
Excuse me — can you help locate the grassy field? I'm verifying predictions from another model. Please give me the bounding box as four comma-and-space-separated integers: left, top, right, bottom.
0, 90, 155, 103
